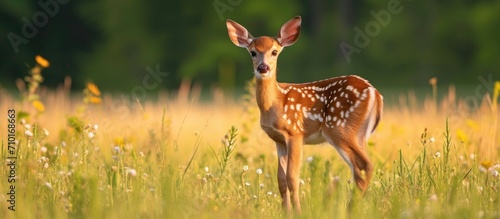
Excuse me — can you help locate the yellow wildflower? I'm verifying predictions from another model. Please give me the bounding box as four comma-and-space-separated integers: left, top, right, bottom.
88, 96, 102, 104
456, 129, 468, 143
31, 66, 41, 75
480, 161, 492, 170
493, 81, 500, 111
87, 82, 101, 96
428, 77, 437, 86
114, 137, 125, 146
465, 119, 479, 131
35, 55, 50, 68
33, 100, 45, 112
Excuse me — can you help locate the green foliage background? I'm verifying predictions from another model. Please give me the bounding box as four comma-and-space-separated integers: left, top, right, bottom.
1, 0, 499, 91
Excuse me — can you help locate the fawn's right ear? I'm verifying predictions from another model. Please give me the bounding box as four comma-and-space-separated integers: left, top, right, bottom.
226, 19, 254, 48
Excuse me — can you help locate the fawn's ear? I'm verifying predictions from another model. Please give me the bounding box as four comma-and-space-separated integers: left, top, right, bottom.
277, 16, 301, 47
226, 19, 254, 48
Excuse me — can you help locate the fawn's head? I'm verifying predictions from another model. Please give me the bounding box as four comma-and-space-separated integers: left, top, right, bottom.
226, 16, 301, 79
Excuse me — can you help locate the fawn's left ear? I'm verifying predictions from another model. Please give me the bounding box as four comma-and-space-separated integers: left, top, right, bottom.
277, 16, 301, 47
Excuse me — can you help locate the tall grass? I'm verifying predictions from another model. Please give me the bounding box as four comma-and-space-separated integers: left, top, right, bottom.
0, 60, 499, 218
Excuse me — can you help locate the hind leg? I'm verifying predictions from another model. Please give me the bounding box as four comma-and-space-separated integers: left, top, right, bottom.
323, 134, 373, 191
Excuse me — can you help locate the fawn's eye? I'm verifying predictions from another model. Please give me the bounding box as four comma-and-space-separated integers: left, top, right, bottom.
250, 51, 257, 57
271, 50, 278, 56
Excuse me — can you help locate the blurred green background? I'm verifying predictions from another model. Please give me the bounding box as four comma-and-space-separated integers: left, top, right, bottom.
1, 0, 499, 93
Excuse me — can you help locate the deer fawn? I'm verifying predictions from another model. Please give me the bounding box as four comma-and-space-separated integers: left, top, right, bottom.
226, 16, 383, 213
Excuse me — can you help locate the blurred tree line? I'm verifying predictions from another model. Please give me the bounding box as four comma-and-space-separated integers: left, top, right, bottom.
1, 0, 499, 93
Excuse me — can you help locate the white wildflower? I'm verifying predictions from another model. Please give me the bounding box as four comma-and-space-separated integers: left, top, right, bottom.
40, 146, 47, 153
25, 124, 32, 130
43, 162, 49, 169
43, 128, 50, 136
259, 183, 264, 189
93, 124, 99, 131
126, 168, 137, 177
333, 176, 340, 182
256, 168, 263, 175
429, 137, 435, 143
243, 165, 249, 172
87, 132, 95, 139
470, 153, 476, 160
25, 130, 33, 137
204, 166, 209, 173
429, 194, 438, 201
434, 152, 441, 158
479, 166, 488, 173
306, 156, 314, 163
492, 170, 499, 177
44, 182, 53, 190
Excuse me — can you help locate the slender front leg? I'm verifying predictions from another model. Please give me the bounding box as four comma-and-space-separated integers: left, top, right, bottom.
276, 142, 291, 213
286, 137, 303, 213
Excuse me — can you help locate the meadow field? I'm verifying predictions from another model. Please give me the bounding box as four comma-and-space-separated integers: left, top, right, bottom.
1, 62, 499, 218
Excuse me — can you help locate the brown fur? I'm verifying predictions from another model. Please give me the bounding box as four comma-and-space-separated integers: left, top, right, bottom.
253, 37, 275, 53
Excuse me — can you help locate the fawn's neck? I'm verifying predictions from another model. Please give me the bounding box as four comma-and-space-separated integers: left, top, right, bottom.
255, 76, 281, 112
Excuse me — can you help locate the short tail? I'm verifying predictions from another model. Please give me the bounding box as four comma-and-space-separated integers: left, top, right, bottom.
370, 89, 383, 133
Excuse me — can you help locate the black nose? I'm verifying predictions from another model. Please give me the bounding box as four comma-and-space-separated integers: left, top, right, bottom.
257, 64, 270, 73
